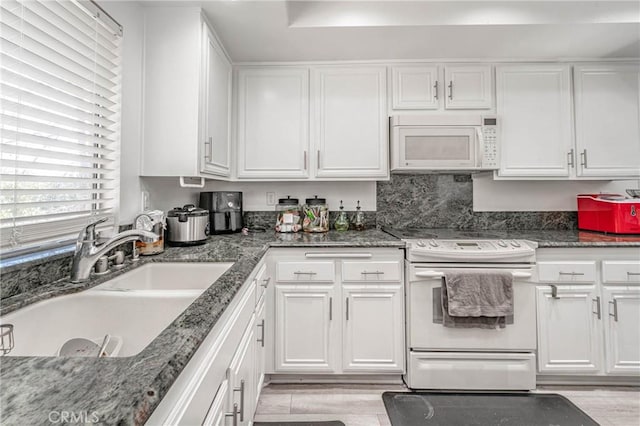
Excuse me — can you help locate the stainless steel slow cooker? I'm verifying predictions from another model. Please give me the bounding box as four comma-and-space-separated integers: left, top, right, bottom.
166, 204, 209, 246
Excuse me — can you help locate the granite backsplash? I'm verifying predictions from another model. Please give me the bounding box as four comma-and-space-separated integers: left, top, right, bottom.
376, 174, 576, 230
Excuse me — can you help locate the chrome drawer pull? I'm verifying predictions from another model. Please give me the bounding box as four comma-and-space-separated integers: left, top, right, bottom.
233, 379, 245, 421
361, 270, 384, 276
346, 297, 349, 321
257, 319, 265, 347
305, 253, 373, 258
225, 403, 239, 426
627, 272, 640, 276
593, 297, 601, 320
558, 271, 585, 276
609, 300, 619, 322
293, 271, 317, 276
329, 297, 332, 321
550, 284, 559, 299
434, 81, 439, 99
261, 277, 271, 288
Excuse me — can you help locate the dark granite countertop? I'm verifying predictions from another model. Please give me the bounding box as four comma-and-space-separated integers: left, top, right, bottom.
0, 229, 403, 426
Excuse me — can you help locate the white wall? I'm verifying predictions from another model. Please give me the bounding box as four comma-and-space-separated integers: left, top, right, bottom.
473, 173, 640, 211
142, 178, 376, 213
103, 1, 145, 225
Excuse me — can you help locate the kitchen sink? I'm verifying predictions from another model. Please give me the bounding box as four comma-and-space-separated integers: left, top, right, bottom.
89, 262, 233, 291
0, 262, 233, 357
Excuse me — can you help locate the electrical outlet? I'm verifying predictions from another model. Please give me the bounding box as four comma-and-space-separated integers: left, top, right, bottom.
266, 192, 276, 206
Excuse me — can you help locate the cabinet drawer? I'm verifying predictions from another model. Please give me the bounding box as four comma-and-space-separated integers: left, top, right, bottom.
538, 261, 596, 283
342, 261, 402, 282
276, 261, 335, 282
602, 261, 640, 284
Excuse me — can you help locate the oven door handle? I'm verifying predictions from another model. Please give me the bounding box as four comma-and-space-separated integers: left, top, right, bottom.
414, 271, 532, 279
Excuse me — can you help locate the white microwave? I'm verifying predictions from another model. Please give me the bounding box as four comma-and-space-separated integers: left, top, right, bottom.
390, 115, 499, 172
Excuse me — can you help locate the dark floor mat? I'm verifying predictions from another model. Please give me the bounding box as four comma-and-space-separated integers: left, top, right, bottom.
382, 392, 599, 426
254, 422, 345, 426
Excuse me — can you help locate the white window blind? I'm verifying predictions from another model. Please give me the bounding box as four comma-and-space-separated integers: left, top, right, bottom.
0, 0, 122, 254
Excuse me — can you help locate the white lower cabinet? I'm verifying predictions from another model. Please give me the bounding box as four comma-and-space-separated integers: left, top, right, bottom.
271, 248, 404, 375
602, 287, 640, 375
147, 260, 269, 425
536, 249, 640, 379
536, 285, 602, 373
274, 285, 338, 373
342, 286, 404, 372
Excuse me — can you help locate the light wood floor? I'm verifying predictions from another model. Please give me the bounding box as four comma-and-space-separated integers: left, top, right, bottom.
254, 383, 640, 426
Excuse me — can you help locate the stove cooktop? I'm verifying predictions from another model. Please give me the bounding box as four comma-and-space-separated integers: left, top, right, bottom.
383, 228, 503, 240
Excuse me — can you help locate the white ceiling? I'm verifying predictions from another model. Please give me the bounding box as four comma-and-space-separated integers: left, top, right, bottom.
146, 1, 640, 62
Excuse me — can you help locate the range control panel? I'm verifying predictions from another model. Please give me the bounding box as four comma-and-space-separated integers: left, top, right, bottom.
408, 239, 537, 262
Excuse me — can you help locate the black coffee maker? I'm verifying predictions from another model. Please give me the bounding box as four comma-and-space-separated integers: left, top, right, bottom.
199, 192, 243, 234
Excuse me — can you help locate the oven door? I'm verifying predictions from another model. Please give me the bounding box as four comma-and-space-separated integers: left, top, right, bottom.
407, 264, 537, 351
391, 126, 479, 170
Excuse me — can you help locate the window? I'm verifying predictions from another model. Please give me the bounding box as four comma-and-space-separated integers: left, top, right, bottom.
0, 0, 122, 255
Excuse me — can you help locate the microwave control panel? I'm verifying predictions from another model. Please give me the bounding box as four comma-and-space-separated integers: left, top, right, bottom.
481, 116, 499, 169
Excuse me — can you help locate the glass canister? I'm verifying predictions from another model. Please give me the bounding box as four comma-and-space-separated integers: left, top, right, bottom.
275, 196, 302, 233
302, 196, 329, 233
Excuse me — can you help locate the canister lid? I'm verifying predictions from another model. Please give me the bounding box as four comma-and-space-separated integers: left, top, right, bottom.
168, 204, 209, 217
305, 195, 326, 205
278, 196, 299, 205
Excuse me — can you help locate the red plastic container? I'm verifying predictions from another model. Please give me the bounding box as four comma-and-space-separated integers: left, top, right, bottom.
577, 194, 640, 234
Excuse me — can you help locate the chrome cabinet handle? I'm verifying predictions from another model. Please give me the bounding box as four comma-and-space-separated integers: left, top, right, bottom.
317, 150, 321, 168
609, 299, 619, 322
257, 319, 265, 346
204, 136, 212, 161
580, 149, 588, 168
233, 379, 245, 421
361, 271, 384, 275
303, 150, 307, 170
305, 253, 372, 258
627, 272, 640, 277
434, 80, 438, 99
567, 149, 575, 168
293, 271, 317, 276
559, 271, 585, 276
225, 403, 239, 426
593, 296, 601, 320
329, 297, 332, 321
448, 81, 453, 100
346, 297, 349, 321
261, 277, 271, 288
550, 284, 559, 299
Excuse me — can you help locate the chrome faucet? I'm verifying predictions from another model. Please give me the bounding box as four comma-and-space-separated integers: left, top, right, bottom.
70, 218, 158, 283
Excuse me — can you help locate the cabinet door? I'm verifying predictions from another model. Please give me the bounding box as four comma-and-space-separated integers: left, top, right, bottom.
444, 65, 493, 109
202, 379, 231, 426
228, 317, 256, 426
391, 66, 440, 110
237, 68, 309, 179
274, 285, 338, 372
536, 285, 602, 374
342, 285, 404, 373
496, 65, 573, 177
574, 64, 640, 178
602, 287, 640, 375
253, 293, 266, 411
312, 66, 388, 179
201, 24, 232, 177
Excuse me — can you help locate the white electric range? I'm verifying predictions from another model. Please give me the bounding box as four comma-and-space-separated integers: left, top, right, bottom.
384, 228, 539, 391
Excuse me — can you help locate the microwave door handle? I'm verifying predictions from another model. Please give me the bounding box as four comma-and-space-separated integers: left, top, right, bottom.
476, 127, 484, 168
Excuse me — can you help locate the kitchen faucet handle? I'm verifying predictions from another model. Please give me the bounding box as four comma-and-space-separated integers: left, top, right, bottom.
79, 217, 109, 242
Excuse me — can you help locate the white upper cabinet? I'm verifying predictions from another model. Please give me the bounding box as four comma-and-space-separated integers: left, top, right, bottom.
392, 66, 440, 110
574, 64, 640, 178
312, 66, 389, 179
444, 65, 493, 109
496, 64, 573, 178
236, 68, 310, 179
141, 7, 231, 179
201, 24, 232, 177
390, 64, 493, 111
